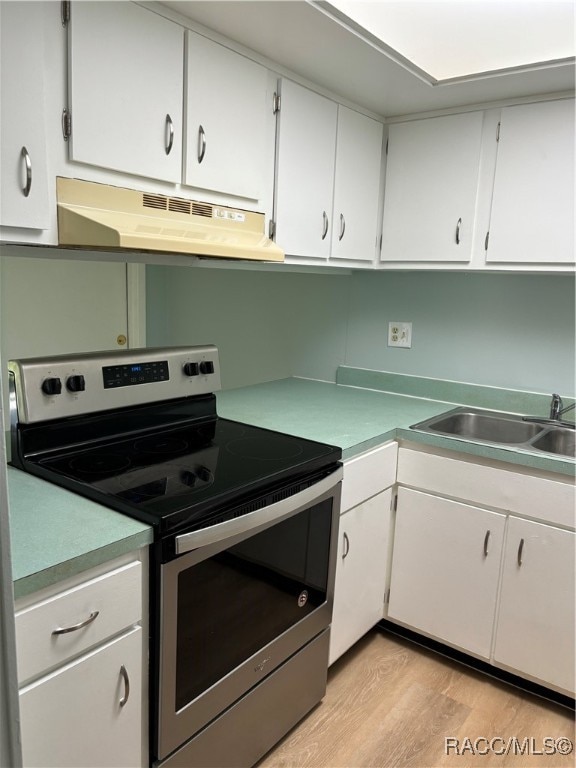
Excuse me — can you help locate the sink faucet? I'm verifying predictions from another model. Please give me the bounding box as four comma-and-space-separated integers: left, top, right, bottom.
549, 393, 576, 421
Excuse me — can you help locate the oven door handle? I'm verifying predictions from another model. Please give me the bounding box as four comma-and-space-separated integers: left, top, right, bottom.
175, 467, 342, 555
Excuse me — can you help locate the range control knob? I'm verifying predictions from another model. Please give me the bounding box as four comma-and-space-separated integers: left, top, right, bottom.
183, 362, 199, 377
41, 377, 62, 396
66, 374, 86, 393
199, 360, 215, 375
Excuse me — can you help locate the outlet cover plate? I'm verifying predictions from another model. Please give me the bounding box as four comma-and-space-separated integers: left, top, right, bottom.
388, 322, 412, 348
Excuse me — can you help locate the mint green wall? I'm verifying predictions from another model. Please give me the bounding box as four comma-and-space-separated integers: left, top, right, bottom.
146, 267, 576, 395
146, 266, 350, 389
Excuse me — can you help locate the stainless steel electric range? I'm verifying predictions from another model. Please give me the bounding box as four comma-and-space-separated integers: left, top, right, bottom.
8, 346, 342, 768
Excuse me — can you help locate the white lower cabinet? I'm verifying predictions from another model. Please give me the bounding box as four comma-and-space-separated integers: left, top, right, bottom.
15, 553, 147, 767
330, 489, 392, 665
19, 627, 143, 768
329, 442, 397, 665
388, 488, 505, 659
392, 446, 575, 696
494, 518, 575, 693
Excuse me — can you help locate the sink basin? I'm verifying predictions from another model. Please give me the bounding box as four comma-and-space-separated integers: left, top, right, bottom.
419, 411, 544, 444
410, 407, 575, 458
531, 428, 576, 457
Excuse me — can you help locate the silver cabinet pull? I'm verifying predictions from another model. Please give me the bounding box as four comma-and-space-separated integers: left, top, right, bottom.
165, 114, 174, 155
119, 665, 130, 707
517, 538, 525, 567
52, 610, 99, 635
198, 125, 206, 164
483, 530, 490, 557
21, 147, 32, 197
455, 217, 462, 244
342, 532, 350, 559
321, 211, 329, 240
339, 213, 346, 241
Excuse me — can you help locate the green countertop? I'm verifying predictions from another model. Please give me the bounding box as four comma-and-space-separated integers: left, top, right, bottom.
8, 468, 153, 599
8, 371, 574, 599
216, 377, 576, 475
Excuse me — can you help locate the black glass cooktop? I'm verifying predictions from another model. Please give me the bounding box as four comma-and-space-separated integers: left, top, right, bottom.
32, 416, 341, 536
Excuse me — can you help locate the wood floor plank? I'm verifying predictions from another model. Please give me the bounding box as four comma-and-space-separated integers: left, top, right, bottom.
258, 630, 575, 768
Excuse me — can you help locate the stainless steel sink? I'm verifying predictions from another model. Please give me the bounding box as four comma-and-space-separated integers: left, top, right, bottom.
411, 407, 575, 458
531, 428, 576, 457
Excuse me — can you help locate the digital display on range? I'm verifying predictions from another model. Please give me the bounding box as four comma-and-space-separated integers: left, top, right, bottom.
102, 360, 169, 388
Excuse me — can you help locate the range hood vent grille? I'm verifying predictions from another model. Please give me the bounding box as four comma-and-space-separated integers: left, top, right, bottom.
168, 198, 191, 214
191, 202, 213, 218
142, 193, 168, 210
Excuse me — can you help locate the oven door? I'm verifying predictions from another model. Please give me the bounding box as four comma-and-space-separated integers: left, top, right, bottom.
156, 468, 341, 763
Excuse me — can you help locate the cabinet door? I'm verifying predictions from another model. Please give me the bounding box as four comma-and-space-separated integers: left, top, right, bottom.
329, 489, 391, 665
274, 79, 337, 258
184, 32, 269, 201
0, 1, 49, 229
330, 106, 383, 262
68, 1, 183, 182
494, 518, 575, 694
381, 112, 483, 263
388, 488, 505, 658
20, 627, 143, 768
486, 99, 575, 264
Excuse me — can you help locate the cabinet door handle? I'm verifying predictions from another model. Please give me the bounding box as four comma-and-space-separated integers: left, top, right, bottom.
52, 610, 99, 635
339, 213, 346, 241
21, 147, 32, 197
198, 125, 206, 164
455, 217, 462, 245
321, 211, 329, 240
165, 114, 174, 155
517, 538, 525, 567
119, 665, 130, 708
483, 530, 490, 557
342, 532, 350, 559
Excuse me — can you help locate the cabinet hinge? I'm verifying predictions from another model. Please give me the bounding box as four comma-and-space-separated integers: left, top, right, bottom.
268, 219, 276, 240
393, 493, 398, 512
379, 233, 383, 254
385, 137, 389, 156
61, 0, 70, 26
384, 587, 390, 605
272, 92, 280, 115
484, 231, 490, 251
62, 108, 72, 141
496, 121, 501, 142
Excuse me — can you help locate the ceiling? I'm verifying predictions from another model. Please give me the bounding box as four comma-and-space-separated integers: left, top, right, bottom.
158, 1, 575, 118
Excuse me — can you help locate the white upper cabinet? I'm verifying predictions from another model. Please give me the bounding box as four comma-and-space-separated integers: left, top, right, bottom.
184, 32, 269, 201
381, 112, 484, 263
0, 1, 49, 229
274, 79, 338, 259
274, 79, 384, 262
486, 99, 575, 265
331, 106, 383, 261
68, 1, 183, 183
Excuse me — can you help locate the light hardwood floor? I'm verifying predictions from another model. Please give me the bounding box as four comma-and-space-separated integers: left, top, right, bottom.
259, 630, 575, 768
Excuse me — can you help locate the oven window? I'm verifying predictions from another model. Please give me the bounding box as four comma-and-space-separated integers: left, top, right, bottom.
175, 499, 332, 711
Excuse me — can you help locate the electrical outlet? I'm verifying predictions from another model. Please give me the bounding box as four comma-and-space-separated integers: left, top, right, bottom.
388, 322, 412, 348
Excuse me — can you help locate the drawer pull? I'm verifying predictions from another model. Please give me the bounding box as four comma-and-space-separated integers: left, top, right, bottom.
517, 538, 525, 567
119, 665, 130, 707
342, 532, 350, 559
321, 211, 329, 241
51, 610, 100, 635
455, 217, 462, 245
483, 530, 490, 557
198, 125, 206, 163
21, 146, 32, 197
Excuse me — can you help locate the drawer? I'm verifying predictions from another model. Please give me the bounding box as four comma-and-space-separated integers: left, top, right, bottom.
15, 560, 142, 684
341, 441, 397, 512
397, 447, 575, 528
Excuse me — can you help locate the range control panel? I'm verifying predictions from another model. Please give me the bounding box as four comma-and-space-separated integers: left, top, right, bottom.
9, 345, 221, 424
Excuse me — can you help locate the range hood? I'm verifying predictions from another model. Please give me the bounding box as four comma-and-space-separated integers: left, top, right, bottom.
56, 177, 284, 262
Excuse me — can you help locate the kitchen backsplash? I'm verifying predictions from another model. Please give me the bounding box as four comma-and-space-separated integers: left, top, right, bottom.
146, 266, 575, 395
